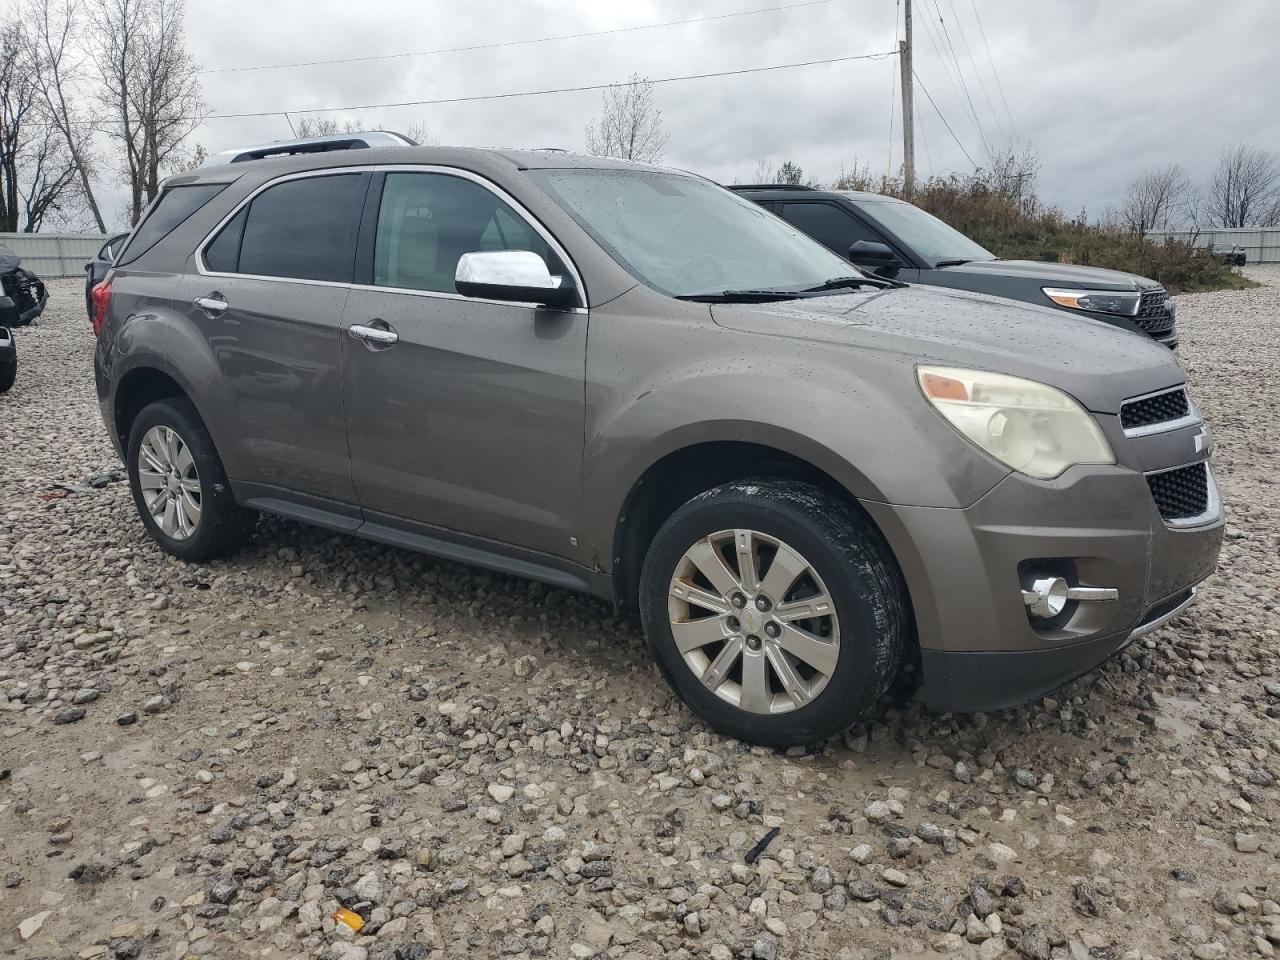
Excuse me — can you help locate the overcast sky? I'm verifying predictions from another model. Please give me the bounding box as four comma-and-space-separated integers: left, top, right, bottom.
98, 0, 1280, 228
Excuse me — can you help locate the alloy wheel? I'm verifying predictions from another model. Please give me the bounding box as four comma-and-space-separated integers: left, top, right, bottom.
667, 528, 840, 715
137, 425, 202, 540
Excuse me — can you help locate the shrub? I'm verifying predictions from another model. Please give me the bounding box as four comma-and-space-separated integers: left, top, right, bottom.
891, 173, 1252, 294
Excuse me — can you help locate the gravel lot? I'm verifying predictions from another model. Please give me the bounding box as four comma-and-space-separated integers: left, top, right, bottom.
2, 270, 1278, 960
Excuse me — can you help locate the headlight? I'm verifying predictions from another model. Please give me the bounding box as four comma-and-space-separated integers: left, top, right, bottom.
918, 366, 1115, 480
1042, 287, 1140, 316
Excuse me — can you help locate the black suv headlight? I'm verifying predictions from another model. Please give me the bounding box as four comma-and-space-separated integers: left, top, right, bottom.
1042, 287, 1140, 317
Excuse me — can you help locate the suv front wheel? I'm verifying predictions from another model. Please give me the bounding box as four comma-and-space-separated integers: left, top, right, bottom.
126, 398, 254, 561
640, 480, 909, 747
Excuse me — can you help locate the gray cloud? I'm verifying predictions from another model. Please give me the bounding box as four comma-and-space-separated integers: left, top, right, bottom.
94, 0, 1280, 228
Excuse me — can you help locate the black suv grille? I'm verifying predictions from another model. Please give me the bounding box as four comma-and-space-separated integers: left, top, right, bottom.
1133, 289, 1174, 336
1120, 387, 1190, 431
1146, 463, 1209, 521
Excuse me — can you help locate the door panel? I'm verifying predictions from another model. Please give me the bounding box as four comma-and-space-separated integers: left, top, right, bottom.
340, 170, 587, 559
176, 171, 368, 503
341, 291, 586, 556
175, 273, 355, 501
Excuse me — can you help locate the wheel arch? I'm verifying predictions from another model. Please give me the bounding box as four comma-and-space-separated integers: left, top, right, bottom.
607, 431, 904, 619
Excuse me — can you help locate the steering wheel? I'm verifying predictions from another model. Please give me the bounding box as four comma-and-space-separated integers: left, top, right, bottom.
674, 256, 727, 294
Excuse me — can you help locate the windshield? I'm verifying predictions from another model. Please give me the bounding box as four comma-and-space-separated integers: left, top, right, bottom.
528, 168, 860, 297
849, 196, 995, 267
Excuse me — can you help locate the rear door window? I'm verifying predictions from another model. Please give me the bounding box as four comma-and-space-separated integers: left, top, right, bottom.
224, 174, 365, 282
116, 184, 226, 266
781, 202, 883, 255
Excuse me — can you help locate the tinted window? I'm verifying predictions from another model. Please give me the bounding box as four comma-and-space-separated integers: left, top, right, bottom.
373, 172, 555, 294
117, 184, 225, 265
236, 174, 364, 282
781, 202, 882, 256
849, 198, 994, 266
204, 208, 247, 273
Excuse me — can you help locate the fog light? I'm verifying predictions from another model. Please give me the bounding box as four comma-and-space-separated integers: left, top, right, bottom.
1022, 577, 1118, 619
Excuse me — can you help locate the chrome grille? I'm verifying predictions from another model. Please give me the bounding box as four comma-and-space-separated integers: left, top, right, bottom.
1121, 387, 1190, 431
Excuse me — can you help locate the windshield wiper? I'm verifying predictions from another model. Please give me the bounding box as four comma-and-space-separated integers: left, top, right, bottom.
801, 275, 890, 293
934, 259, 972, 267
675, 289, 803, 303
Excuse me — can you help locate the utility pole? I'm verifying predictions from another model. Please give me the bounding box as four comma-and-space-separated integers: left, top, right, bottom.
900, 0, 915, 196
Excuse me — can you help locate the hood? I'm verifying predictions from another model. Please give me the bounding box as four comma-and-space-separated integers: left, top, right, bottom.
943, 258, 1160, 291
0, 244, 21, 273
711, 285, 1183, 414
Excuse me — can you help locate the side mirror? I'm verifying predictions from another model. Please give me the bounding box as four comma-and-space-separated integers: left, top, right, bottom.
847, 240, 899, 267
455, 251, 578, 309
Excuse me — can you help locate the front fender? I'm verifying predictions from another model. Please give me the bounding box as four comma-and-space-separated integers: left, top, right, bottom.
582, 349, 1009, 568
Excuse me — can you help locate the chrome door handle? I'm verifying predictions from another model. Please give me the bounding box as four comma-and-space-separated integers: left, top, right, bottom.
348, 323, 399, 348
193, 294, 228, 317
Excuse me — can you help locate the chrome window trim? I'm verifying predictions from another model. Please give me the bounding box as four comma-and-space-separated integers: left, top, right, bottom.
195, 164, 588, 313
1143, 459, 1221, 529
1120, 385, 1200, 438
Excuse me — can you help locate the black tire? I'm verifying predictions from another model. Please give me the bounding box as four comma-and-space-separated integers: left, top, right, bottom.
0, 351, 14, 394
126, 398, 254, 562
639, 480, 909, 747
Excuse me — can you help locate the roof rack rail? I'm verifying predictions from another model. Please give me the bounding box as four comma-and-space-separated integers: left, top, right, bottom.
727, 183, 816, 191
201, 130, 417, 167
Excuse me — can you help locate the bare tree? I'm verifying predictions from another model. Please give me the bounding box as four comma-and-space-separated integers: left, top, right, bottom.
90, 0, 204, 224
584, 75, 668, 164
294, 116, 343, 139
1120, 163, 1190, 234
294, 117, 433, 145
1, 18, 86, 231
983, 142, 1039, 214
26, 0, 105, 231
0, 23, 38, 232
1206, 143, 1280, 228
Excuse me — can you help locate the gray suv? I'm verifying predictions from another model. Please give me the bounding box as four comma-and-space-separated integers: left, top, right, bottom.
92, 144, 1223, 746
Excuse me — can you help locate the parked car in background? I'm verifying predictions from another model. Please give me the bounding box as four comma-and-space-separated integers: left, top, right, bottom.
0, 243, 47, 327
1209, 242, 1246, 266
93, 141, 1222, 746
732, 185, 1180, 349
0, 296, 18, 394
85, 232, 130, 319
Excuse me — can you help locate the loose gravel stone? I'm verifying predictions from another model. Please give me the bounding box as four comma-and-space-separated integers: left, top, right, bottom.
3, 271, 1279, 960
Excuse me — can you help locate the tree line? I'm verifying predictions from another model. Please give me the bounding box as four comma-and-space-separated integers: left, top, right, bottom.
0, 0, 202, 233
1119, 144, 1280, 234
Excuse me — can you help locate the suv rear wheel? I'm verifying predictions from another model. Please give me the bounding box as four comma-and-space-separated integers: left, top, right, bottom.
639, 480, 908, 746
126, 398, 254, 561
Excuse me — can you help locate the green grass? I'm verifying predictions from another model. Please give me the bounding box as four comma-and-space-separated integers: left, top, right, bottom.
905, 178, 1254, 295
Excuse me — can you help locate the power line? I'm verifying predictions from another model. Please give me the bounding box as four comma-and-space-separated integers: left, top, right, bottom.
943, 0, 1006, 142
921, 0, 991, 159
200, 50, 899, 121
912, 68, 978, 170
15, 49, 900, 128
968, 0, 1018, 139
200, 0, 837, 75
886, 0, 900, 180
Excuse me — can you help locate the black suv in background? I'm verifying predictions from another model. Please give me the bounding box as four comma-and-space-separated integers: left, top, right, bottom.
732, 185, 1179, 349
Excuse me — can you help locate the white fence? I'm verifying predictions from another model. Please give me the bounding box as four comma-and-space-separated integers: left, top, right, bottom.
1146, 227, 1280, 264
0, 232, 110, 278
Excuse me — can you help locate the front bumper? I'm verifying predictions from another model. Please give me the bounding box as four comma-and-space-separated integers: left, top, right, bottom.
863, 449, 1223, 712
918, 587, 1198, 712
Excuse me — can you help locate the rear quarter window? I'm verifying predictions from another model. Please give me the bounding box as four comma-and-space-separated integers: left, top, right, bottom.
116, 184, 226, 266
